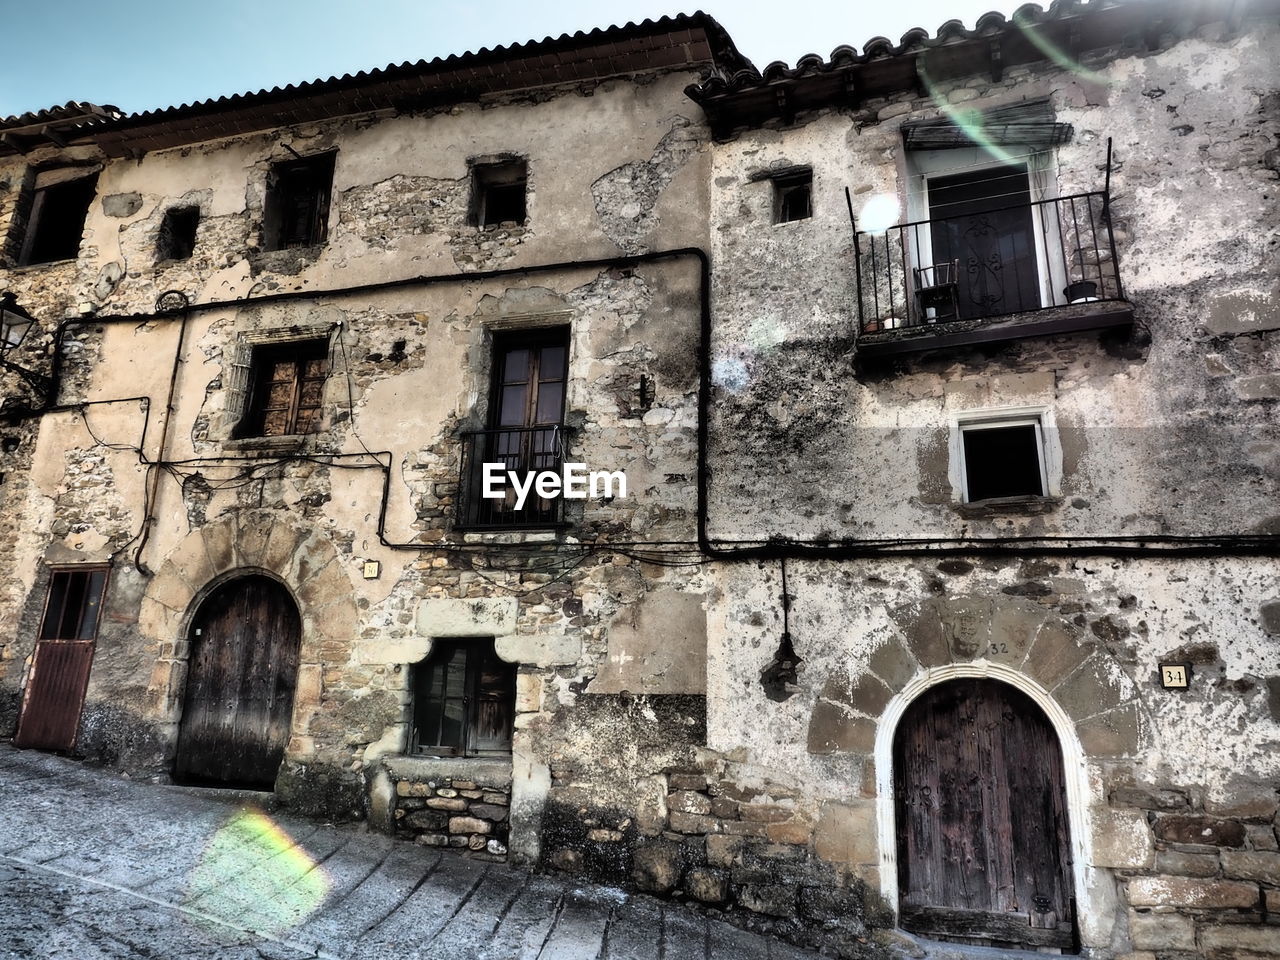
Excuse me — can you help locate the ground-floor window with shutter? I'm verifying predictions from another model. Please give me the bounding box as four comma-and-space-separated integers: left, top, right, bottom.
410, 639, 514, 756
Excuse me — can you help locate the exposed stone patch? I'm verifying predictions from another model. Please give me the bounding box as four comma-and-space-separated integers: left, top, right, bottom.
591, 116, 701, 254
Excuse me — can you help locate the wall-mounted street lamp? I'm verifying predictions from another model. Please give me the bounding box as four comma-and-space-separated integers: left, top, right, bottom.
0, 292, 55, 407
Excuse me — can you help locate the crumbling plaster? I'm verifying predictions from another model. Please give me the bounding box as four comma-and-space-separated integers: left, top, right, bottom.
0, 67, 715, 812
706, 21, 1279, 545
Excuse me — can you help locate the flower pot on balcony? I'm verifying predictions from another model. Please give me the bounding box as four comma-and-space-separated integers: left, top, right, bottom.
1063, 280, 1100, 304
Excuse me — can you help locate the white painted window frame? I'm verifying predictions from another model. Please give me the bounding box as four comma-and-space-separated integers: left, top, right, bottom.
948, 405, 1061, 502
904, 147, 1067, 319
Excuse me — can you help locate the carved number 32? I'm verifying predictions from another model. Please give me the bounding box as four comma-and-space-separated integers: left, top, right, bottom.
985, 642, 1009, 656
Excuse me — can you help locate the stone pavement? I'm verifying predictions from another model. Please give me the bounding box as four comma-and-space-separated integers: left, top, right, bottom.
0, 746, 821, 959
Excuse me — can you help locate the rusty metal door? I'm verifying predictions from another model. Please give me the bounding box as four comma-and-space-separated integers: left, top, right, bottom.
894, 679, 1076, 949
174, 575, 301, 789
13, 641, 95, 750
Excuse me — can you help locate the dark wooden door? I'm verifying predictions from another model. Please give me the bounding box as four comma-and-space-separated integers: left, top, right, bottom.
894, 679, 1076, 949
929, 165, 1041, 319
174, 576, 301, 789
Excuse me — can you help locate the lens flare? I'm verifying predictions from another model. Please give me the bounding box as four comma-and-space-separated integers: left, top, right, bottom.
712, 355, 750, 392
182, 808, 331, 938
1013, 12, 1108, 86
858, 194, 902, 234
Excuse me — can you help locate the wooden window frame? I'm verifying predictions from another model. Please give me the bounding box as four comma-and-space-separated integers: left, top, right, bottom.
773, 168, 813, 224
472, 160, 528, 228
263, 152, 336, 251
488, 327, 569, 430
38, 565, 110, 642
237, 338, 330, 439
18, 172, 99, 267
410, 639, 515, 757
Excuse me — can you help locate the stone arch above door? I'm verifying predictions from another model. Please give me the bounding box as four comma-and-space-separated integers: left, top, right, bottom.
140, 510, 354, 740
806, 593, 1151, 762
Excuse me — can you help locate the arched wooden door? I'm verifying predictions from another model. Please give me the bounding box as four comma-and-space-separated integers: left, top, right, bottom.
893, 679, 1076, 950
174, 575, 301, 789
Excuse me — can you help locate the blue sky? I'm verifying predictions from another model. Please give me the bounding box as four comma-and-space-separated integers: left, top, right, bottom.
1, 0, 1026, 118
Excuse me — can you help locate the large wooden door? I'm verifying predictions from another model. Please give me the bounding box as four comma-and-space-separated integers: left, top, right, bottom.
174, 576, 301, 789
894, 679, 1076, 950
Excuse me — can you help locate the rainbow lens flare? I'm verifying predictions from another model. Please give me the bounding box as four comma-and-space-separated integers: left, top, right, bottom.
182, 808, 332, 938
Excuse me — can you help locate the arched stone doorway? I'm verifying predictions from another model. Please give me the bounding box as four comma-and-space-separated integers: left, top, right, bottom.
892, 677, 1076, 950
174, 574, 302, 789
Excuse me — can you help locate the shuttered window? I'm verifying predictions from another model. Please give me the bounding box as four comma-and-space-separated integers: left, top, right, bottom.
411, 639, 514, 756
239, 339, 329, 438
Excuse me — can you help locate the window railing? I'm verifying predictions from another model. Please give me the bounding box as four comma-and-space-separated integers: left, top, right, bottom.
456, 425, 565, 529
855, 191, 1124, 335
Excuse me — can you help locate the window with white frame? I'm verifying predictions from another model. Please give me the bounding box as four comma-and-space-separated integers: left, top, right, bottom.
904, 147, 1066, 322
954, 411, 1057, 503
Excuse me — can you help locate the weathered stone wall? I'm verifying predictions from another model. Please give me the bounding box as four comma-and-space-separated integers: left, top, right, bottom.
698, 15, 1280, 956
0, 68, 714, 837
381, 756, 512, 860
706, 21, 1280, 543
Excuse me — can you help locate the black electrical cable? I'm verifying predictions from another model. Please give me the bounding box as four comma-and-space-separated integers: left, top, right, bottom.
22, 239, 1277, 571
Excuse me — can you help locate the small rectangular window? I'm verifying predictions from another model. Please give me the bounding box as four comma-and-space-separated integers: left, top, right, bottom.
19, 173, 99, 266
774, 169, 813, 223
157, 206, 200, 261
473, 161, 527, 227
39, 567, 109, 641
411, 639, 515, 756
960, 418, 1047, 502
238, 339, 330, 438
263, 152, 335, 250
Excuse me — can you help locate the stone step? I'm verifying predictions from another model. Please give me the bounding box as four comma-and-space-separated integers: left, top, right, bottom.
893, 931, 1070, 960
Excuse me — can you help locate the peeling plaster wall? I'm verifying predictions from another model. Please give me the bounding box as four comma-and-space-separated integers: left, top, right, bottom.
0, 70, 713, 830
707, 23, 1280, 543
702, 20, 1280, 957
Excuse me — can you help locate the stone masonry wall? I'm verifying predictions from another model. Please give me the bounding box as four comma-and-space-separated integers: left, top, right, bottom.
386, 763, 512, 861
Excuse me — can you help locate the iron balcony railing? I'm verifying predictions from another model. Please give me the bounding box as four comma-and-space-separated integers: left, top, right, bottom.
456, 425, 566, 529
854, 191, 1124, 335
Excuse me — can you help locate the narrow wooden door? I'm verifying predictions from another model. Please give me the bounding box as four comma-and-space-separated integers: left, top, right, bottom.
894, 679, 1076, 950
14, 642, 95, 751
929, 165, 1041, 319
174, 576, 301, 789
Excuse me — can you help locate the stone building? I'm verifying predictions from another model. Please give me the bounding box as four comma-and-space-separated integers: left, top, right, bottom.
1, 1, 1278, 957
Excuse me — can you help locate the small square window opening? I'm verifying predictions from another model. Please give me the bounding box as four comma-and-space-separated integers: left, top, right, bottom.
774, 170, 813, 223
474, 161, 527, 227
19, 174, 99, 266
40, 567, 109, 641
237, 338, 330, 438
411, 638, 515, 756
156, 206, 200, 261
960, 418, 1047, 503
263, 152, 335, 250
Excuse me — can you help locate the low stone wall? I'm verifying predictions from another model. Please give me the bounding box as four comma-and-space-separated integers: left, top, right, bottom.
535, 694, 889, 958
380, 756, 512, 862
1107, 780, 1280, 956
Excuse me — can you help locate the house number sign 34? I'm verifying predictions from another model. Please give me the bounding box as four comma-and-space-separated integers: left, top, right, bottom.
1159, 662, 1191, 690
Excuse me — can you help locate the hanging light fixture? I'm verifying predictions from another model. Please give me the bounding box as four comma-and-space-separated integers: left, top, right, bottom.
0, 293, 55, 411
0, 292, 37, 353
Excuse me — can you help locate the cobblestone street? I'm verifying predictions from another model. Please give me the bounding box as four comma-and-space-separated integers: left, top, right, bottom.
0, 747, 819, 959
